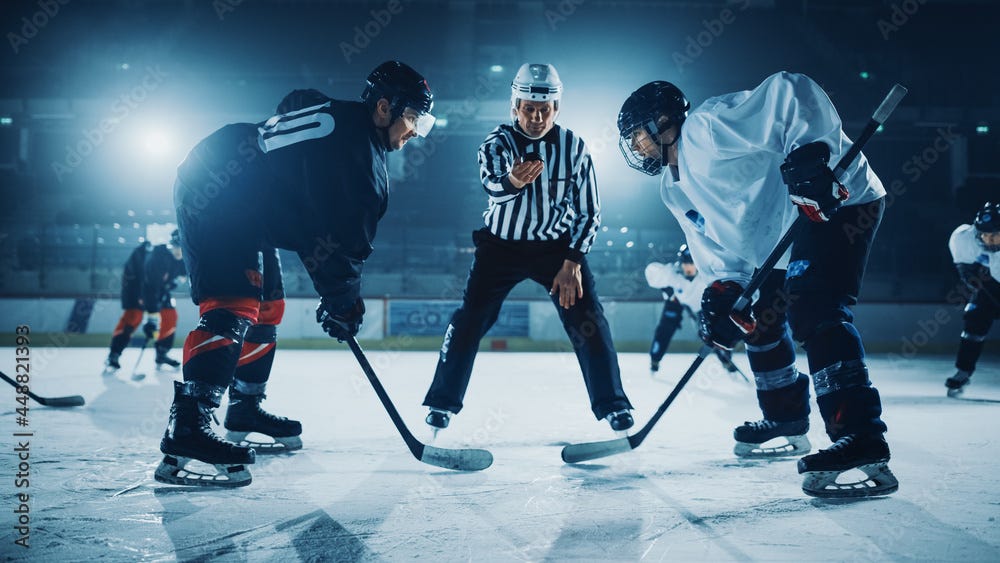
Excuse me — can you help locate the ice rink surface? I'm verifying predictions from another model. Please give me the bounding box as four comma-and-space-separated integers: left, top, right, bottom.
1, 346, 998, 562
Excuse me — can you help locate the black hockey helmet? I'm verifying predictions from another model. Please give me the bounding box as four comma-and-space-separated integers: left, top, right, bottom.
617, 81, 690, 176
975, 202, 1000, 251
362, 61, 435, 136
677, 243, 694, 265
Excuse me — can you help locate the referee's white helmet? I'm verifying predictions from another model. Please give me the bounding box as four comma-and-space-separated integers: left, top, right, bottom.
511, 63, 562, 105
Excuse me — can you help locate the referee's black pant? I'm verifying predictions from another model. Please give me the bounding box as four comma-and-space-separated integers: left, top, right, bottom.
423, 229, 632, 420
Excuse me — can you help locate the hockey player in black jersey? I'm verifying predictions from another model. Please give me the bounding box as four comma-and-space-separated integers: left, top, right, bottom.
104, 230, 186, 374
155, 61, 435, 487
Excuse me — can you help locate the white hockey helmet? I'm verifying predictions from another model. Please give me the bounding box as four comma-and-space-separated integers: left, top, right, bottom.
511, 63, 562, 105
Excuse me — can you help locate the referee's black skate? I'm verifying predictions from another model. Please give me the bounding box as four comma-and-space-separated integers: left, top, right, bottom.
224, 383, 302, 454
733, 418, 810, 458
155, 381, 255, 487
798, 433, 898, 499
605, 409, 634, 432
945, 370, 972, 398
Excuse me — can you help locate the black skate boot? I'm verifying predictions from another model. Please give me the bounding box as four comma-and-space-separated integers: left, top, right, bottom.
797, 433, 898, 499
425, 408, 452, 440
224, 381, 302, 454
155, 381, 255, 487
733, 418, 810, 458
155, 352, 181, 372
650, 359, 660, 373
945, 370, 972, 398
104, 353, 121, 375
605, 409, 634, 432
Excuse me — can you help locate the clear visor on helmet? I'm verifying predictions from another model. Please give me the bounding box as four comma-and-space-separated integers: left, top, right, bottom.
619, 121, 663, 176
402, 107, 436, 137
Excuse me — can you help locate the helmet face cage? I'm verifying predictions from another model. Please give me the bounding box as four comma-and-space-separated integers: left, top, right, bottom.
975, 202, 1000, 251
618, 81, 689, 176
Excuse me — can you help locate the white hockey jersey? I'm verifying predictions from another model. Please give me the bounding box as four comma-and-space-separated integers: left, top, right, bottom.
659, 72, 887, 285
644, 261, 708, 312
949, 224, 1000, 282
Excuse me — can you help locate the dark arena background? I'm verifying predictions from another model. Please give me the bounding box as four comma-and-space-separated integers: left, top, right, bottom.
1, 1, 999, 561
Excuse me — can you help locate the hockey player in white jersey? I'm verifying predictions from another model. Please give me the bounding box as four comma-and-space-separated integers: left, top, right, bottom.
644, 244, 739, 374
617, 73, 897, 498
946, 202, 1000, 396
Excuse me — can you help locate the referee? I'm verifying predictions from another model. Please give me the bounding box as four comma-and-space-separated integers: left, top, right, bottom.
422, 63, 634, 433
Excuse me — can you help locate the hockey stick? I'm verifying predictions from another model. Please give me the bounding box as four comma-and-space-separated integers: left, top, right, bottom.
345, 336, 493, 471
562, 344, 713, 463
0, 371, 85, 407
683, 306, 749, 383
130, 337, 151, 381
562, 84, 908, 465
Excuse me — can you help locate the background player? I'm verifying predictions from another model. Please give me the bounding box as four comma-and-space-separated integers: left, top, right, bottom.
946, 202, 1000, 396
617, 73, 897, 498
644, 244, 739, 374
422, 63, 633, 435
104, 230, 185, 374
156, 61, 435, 487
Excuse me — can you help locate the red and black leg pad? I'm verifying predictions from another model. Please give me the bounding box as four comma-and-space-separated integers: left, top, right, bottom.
182, 298, 259, 389
235, 299, 284, 385
110, 308, 144, 355
156, 307, 179, 356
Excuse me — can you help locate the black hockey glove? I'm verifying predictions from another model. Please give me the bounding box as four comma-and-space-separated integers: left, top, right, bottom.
316, 297, 365, 342
956, 262, 990, 293
143, 312, 160, 340
699, 281, 754, 350
661, 286, 675, 299
780, 142, 848, 223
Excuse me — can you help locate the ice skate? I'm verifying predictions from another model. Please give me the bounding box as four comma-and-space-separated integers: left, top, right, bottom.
155, 352, 181, 372
733, 418, 810, 458
715, 349, 739, 373
798, 433, 897, 499
103, 353, 121, 376
945, 370, 972, 398
605, 409, 634, 432
425, 408, 452, 439
650, 360, 660, 374
155, 381, 255, 487
224, 386, 302, 454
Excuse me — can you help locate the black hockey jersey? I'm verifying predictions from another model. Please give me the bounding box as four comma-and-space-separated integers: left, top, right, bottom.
175, 98, 388, 309
143, 244, 186, 313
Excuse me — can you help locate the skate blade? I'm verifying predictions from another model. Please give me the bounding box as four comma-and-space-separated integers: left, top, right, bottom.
947, 387, 966, 398
154, 455, 252, 487
801, 462, 898, 499
734, 435, 811, 458
156, 364, 180, 373
225, 431, 302, 455
131, 372, 146, 381
102, 367, 119, 377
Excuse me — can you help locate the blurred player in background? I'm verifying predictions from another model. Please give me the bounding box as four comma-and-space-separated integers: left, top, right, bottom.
945, 202, 1000, 396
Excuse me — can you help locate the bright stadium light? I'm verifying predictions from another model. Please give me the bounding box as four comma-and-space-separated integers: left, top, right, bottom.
142, 129, 173, 157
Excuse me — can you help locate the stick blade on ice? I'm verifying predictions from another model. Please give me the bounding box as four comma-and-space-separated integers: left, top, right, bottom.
561, 437, 633, 463
420, 445, 494, 471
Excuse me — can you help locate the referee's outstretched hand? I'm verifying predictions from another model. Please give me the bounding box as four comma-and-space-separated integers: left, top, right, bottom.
509, 157, 544, 189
